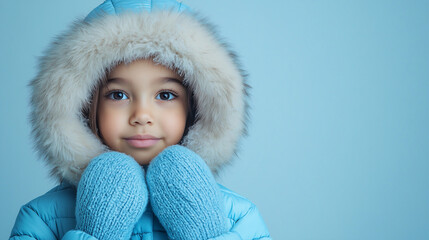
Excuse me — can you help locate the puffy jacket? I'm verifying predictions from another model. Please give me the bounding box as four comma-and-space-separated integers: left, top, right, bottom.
10, 182, 270, 239
11, 0, 271, 238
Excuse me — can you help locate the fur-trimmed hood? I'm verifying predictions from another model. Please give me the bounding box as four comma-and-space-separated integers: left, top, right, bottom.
30, 1, 248, 186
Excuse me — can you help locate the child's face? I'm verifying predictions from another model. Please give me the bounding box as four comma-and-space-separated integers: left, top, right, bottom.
97, 59, 188, 165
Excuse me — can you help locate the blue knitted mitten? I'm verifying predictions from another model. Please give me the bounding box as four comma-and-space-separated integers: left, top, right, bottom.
76, 152, 148, 240
146, 145, 228, 240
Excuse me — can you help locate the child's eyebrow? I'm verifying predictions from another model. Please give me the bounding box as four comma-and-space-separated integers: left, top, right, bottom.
105, 77, 183, 85
106, 78, 128, 85
161, 77, 183, 85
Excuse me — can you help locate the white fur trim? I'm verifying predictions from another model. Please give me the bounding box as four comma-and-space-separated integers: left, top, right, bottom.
30, 11, 247, 185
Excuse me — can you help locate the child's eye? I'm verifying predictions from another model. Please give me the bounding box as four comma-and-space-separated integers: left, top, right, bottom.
107, 91, 128, 100
156, 91, 177, 101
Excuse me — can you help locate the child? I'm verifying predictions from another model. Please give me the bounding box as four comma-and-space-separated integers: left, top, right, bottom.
10, 0, 271, 239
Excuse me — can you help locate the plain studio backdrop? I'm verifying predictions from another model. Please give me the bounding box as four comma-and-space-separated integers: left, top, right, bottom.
1, 0, 428, 239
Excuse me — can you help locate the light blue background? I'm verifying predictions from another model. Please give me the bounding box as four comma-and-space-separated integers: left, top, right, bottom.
1, 0, 428, 239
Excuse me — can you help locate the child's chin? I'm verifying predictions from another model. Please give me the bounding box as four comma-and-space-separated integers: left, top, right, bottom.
126, 151, 157, 166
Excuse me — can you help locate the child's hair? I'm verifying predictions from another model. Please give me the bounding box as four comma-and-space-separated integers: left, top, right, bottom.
82, 61, 197, 145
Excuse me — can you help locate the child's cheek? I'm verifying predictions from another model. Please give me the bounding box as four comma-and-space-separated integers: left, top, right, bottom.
98, 104, 127, 147
163, 107, 187, 145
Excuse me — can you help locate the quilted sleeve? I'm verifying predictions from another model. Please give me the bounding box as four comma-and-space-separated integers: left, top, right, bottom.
9, 205, 57, 239
210, 185, 272, 240
62, 230, 97, 240
10, 204, 97, 240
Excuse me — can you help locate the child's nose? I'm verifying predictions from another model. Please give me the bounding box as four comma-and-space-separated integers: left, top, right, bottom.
129, 101, 153, 126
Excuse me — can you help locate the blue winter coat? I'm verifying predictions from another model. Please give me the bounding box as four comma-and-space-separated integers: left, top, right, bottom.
10, 182, 271, 239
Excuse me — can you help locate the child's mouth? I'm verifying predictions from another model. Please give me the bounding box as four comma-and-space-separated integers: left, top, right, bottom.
125, 135, 161, 148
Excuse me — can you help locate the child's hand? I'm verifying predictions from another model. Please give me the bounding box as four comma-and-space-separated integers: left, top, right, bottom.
147, 145, 228, 240
75, 152, 148, 240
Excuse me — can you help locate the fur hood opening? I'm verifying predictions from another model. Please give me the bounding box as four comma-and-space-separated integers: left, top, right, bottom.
30, 10, 249, 186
